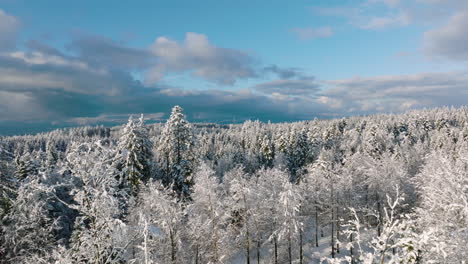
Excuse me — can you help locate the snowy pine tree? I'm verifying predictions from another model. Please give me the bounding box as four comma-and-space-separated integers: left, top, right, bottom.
15, 152, 38, 180
1, 174, 59, 263
65, 141, 128, 263
157, 106, 195, 198
45, 140, 59, 170
114, 115, 154, 194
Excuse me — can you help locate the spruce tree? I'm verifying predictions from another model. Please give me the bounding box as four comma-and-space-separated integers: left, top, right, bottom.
157, 106, 195, 198
114, 115, 154, 194
15, 153, 38, 180
45, 140, 59, 169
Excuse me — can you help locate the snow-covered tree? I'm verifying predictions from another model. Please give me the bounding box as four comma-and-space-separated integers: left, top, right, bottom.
14, 152, 38, 180
45, 140, 59, 169
224, 166, 254, 264
132, 181, 184, 264
1, 174, 60, 263
258, 133, 275, 169
0, 177, 14, 224
275, 127, 310, 182
187, 163, 229, 263
415, 149, 468, 263
2, 105, 468, 263
65, 141, 128, 263
255, 168, 290, 264
157, 106, 195, 198
325, 188, 420, 264
277, 178, 303, 264
114, 115, 154, 194
360, 151, 410, 236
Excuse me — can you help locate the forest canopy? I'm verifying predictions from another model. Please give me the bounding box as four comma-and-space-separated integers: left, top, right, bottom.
1, 105, 467, 263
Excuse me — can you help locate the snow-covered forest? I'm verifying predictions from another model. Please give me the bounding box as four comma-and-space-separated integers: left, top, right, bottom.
1, 105, 467, 264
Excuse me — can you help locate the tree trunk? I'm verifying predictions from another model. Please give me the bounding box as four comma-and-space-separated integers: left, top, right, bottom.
315, 201, 319, 247
210, 198, 219, 263
274, 236, 278, 264
143, 226, 148, 264
336, 202, 340, 254
257, 240, 261, 264
195, 244, 199, 264
299, 229, 304, 264
176, 137, 181, 164
165, 153, 170, 183
365, 184, 370, 224
288, 231, 292, 264
91, 217, 101, 264
415, 250, 422, 264
246, 228, 250, 264
241, 192, 251, 264
331, 212, 335, 258
365, 185, 368, 205
377, 193, 382, 237
350, 233, 354, 264
331, 183, 335, 258
170, 230, 176, 264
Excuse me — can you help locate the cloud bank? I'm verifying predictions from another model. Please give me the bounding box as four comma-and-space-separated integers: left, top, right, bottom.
1, 5, 468, 135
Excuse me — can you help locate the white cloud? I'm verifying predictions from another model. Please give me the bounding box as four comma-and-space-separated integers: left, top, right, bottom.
0, 67, 70, 89
0, 91, 49, 121
8, 51, 89, 69
361, 12, 410, 29
67, 33, 153, 70
253, 79, 320, 96
0, 31, 328, 124
317, 96, 343, 109
312, 1, 438, 30
424, 10, 468, 61
322, 71, 468, 113
291, 27, 334, 40
147, 32, 257, 85
0, 52, 132, 96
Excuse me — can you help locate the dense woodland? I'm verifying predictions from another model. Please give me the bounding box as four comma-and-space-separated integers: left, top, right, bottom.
0, 105, 467, 263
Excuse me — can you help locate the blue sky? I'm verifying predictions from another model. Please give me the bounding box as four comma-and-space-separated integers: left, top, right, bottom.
1, 0, 468, 134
